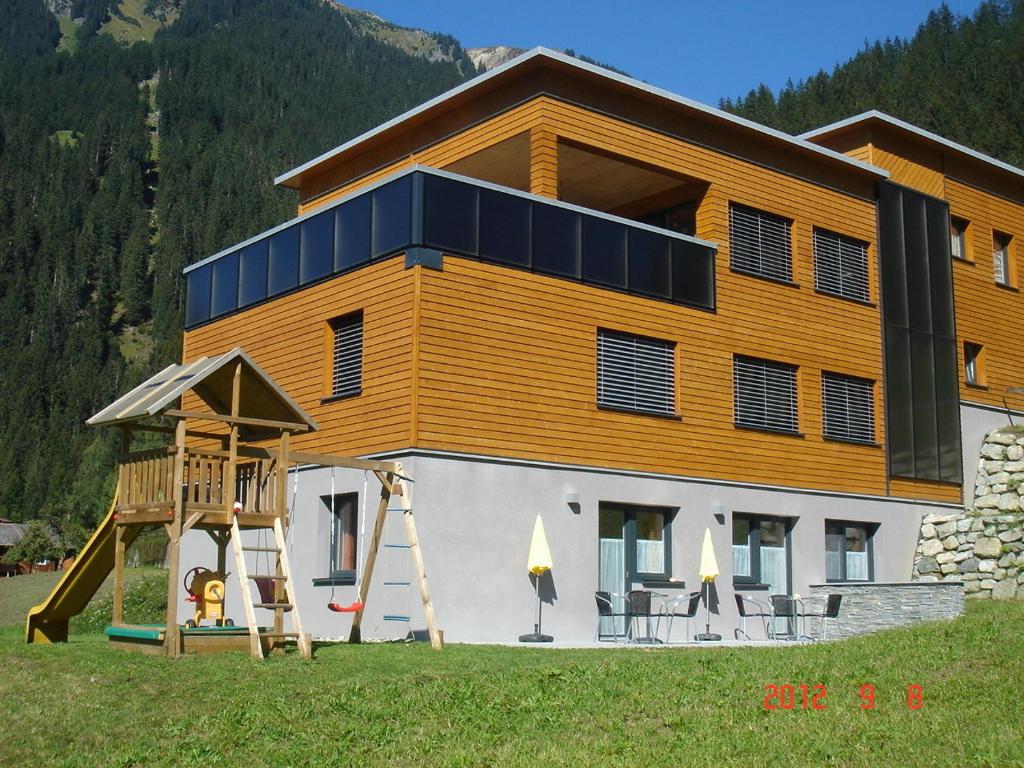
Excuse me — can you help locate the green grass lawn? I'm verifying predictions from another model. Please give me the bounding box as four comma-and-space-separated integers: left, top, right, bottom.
0, 599, 1021, 767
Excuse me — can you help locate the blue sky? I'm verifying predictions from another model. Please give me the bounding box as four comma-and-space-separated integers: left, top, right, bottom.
347, 0, 984, 105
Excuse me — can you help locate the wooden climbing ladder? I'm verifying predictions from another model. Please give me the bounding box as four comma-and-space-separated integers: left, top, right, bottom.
349, 462, 442, 650
231, 516, 312, 659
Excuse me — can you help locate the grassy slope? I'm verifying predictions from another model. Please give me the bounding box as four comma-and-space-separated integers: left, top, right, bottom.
0, 601, 1021, 767
0, 568, 161, 629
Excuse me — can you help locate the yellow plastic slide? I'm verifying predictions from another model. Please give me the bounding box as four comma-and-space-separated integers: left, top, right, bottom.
25, 485, 139, 643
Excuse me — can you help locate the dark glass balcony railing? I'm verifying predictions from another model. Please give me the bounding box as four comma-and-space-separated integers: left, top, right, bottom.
184, 168, 718, 329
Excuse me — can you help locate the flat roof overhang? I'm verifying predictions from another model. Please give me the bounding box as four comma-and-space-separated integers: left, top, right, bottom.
802, 110, 1024, 187
274, 47, 888, 195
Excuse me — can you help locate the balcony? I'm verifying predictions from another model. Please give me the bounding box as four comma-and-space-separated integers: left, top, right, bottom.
184, 167, 718, 329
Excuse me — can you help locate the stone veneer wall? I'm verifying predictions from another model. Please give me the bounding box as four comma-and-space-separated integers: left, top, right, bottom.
806, 583, 964, 639
911, 427, 1024, 600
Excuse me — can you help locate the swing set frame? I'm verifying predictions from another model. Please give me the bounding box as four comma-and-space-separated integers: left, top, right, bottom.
32, 348, 443, 656
303, 456, 443, 650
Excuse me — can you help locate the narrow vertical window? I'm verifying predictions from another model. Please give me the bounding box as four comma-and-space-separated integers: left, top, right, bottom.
964, 342, 985, 387
330, 312, 363, 398
994, 231, 1013, 286
327, 493, 358, 577
950, 217, 970, 261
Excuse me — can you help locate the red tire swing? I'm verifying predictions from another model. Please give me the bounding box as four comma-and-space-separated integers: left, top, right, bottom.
326, 466, 364, 614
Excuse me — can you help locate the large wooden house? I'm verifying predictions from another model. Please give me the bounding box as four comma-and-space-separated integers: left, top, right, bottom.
178, 49, 1024, 642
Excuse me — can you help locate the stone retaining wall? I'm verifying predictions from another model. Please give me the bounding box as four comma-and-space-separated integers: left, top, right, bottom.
910, 427, 1024, 600
806, 582, 964, 639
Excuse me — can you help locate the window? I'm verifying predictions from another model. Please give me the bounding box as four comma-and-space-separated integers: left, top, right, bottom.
950, 217, 970, 261
732, 515, 790, 594
327, 493, 358, 580
729, 203, 793, 282
964, 342, 985, 386
733, 356, 798, 433
597, 329, 675, 416
822, 372, 875, 444
825, 522, 874, 581
994, 231, 1013, 286
598, 504, 674, 588
813, 228, 869, 302
329, 313, 362, 398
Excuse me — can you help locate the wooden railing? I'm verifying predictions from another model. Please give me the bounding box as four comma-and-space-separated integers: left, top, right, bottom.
117, 447, 175, 511
117, 447, 281, 517
235, 459, 280, 514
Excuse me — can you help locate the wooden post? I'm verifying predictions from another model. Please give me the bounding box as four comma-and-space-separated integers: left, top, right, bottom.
529, 128, 559, 199
226, 362, 242, 512
348, 473, 394, 644
164, 418, 187, 659
272, 430, 290, 648
112, 524, 126, 626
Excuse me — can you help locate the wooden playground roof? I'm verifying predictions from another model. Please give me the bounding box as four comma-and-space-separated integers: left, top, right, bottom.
86, 348, 318, 434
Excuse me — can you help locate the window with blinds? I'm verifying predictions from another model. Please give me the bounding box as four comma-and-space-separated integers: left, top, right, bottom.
729, 203, 793, 282
822, 372, 874, 444
597, 329, 675, 416
813, 228, 869, 302
330, 312, 363, 398
733, 356, 798, 433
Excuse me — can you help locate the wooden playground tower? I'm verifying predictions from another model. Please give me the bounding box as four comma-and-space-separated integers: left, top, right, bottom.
34, 348, 442, 658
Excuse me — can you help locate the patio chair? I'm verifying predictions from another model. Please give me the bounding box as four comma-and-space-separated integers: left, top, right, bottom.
734, 593, 770, 640
811, 593, 843, 641
660, 591, 701, 643
768, 594, 803, 640
594, 591, 629, 643
625, 589, 660, 643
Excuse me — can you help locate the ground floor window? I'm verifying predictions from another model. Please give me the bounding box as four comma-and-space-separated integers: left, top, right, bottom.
598, 504, 674, 636
732, 514, 790, 595
326, 492, 358, 579
825, 521, 874, 581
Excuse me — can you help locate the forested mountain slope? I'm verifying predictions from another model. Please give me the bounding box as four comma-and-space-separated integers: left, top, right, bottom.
0, 0, 473, 535
721, 1, 1024, 167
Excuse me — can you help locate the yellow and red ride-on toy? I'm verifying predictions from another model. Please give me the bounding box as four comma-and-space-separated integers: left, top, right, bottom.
183, 566, 233, 628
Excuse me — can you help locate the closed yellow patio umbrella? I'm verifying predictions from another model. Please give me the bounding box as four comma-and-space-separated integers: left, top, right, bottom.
519, 515, 554, 643
696, 527, 722, 642
527, 516, 553, 576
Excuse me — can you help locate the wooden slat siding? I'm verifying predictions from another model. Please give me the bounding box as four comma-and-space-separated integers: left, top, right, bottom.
296, 65, 878, 208
869, 128, 946, 199
946, 176, 1024, 408
414, 253, 900, 496
825, 126, 1024, 412
890, 477, 961, 503
182, 259, 416, 459
296, 100, 549, 215
529, 128, 558, 197
296, 90, 877, 217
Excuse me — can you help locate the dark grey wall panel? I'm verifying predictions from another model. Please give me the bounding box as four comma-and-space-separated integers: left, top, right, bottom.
878, 182, 962, 485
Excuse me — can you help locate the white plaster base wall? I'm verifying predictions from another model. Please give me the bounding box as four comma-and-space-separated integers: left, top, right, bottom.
179, 452, 955, 644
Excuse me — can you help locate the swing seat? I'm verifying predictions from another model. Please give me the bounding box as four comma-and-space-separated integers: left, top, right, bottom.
328, 601, 364, 613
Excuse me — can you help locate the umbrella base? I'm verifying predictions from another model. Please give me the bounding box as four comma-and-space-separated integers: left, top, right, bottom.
695, 632, 722, 642
518, 632, 554, 643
